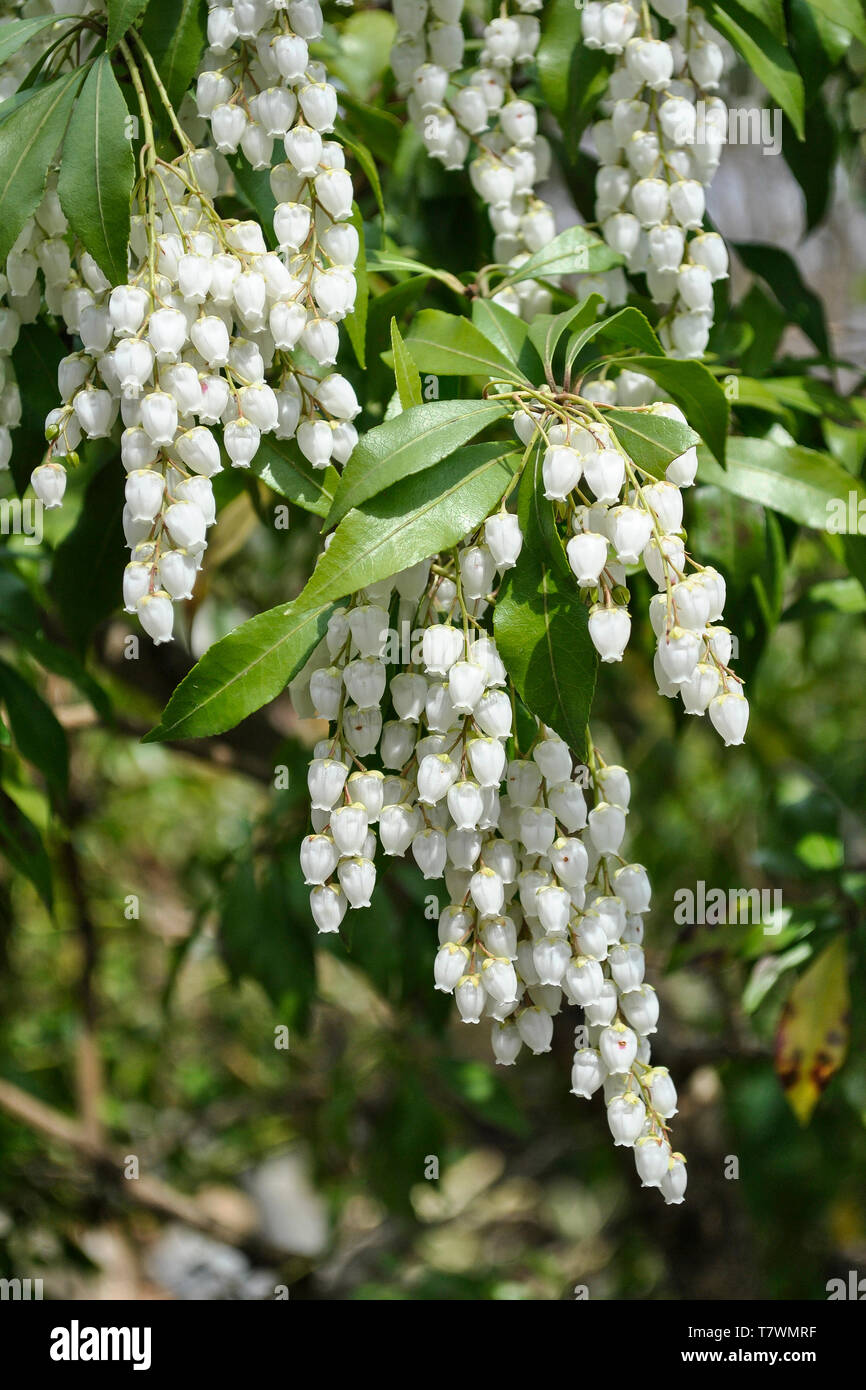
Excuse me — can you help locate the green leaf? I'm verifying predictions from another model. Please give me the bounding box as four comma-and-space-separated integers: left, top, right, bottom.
57, 55, 133, 286
704, 0, 805, 139
325, 398, 510, 528
0, 67, 86, 264
620, 355, 729, 466
698, 437, 866, 529
494, 456, 597, 758
471, 298, 529, 365
10, 319, 66, 496
805, 0, 866, 42
299, 443, 519, 608
734, 242, 829, 355
49, 457, 127, 652
528, 296, 603, 379
139, 0, 207, 107
782, 100, 837, 231
403, 309, 526, 383
365, 248, 465, 296
606, 409, 700, 478
343, 201, 367, 369
0, 659, 68, 800
538, 0, 612, 151
0, 14, 80, 66
735, 0, 787, 42
566, 304, 662, 372
250, 438, 338, 517
0, 790, 53, 908
498, 225, 621, 289
390, 317, 423, 410
145, 597, 336, 742
106, 0, 152, 49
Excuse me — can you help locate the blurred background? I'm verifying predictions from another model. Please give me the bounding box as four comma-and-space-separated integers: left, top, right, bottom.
1, 7, 866, 1301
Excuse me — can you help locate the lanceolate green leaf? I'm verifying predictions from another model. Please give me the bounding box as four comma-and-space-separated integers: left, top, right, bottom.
537, 0, 612, 150
498, 225, 621, 288
621, 355, 729, 466
0, 14, 79, 66
325, 398, 510, 528
528, 296, 603, 379
703, 0, 805, 139
495, 457, 597, 758
0, 791, 53, 909
58, 55, 134, 286
606, 409, 700, 478
0, 659, 68, 800
343, 201, 367, 368
0, 67, 86, 264
404, 309, 527, 383
471, 298, 529, 365
698, 438, 866, 530
145, 598, 336, 742
804, 0, 866, 43
734, 242, 829, 356
299, 444, 520, 607
568, 306, 662, 366
250, 438, 338, 517
391, 317, 423, 410
106, 0, 152, 49
139, 0, 208, 107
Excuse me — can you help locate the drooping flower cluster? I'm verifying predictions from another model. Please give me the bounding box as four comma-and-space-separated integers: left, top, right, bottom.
585, 0, 730, 354
392, 0, 575, 320
511, 372, 749, 742
293, 531, 687, 1202
26, 0, 358, 643
0, 3, 103, 478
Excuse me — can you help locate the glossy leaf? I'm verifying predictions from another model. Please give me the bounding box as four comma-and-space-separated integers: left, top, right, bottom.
325, 398, 510, 528
390, 317, 423, 410
620, 354, 729, 466
495, 455, 597, 758
250, 438, 338, 517
698, 438, 866, 530
498, 225, 621, 288
139, 0, 207, 105
300, 443, 519, 607
106, 0, 152, 48
58, 55, 134, 286
606, 409, 699, 478
146, 597, 336, 742
0, 659, 68, 800
0, 68, 86, 263
404, 309, 526, 383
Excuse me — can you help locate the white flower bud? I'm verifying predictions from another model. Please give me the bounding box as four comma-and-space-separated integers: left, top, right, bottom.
435, 942, 470, 993
309, 883, 347, 934
588, 605, 631, 662
607, 1091, 646, 1146
570, 1047, 606, 1098
31, 461, 67, 509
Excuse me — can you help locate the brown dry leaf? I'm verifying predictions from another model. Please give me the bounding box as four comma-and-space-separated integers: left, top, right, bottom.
775, 936, 850, 1125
